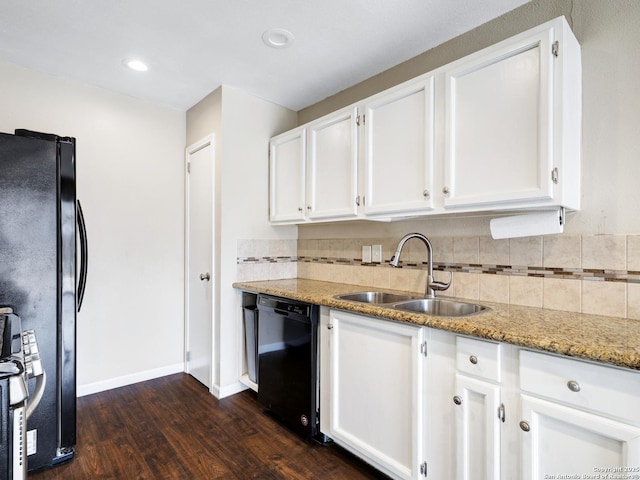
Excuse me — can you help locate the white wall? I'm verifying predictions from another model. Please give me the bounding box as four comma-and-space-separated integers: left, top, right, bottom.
218, 86, 297, 395
0, 61, 186, 395
186, 85, 296, 397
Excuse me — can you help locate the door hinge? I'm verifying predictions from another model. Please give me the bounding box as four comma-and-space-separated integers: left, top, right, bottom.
552, 40, 559, 57
420, 461, 428, 477
420, 341, 428, 357
551, 167, 559, 184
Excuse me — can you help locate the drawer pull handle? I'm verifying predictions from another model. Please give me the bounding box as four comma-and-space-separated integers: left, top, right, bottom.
469, 355, 478, 365
520, 421, 530, 432
453, 395, 462, 406
567, 380, 581, 392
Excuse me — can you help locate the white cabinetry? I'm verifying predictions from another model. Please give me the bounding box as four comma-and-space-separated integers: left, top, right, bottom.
269, 106, 359, 224
269, 16, 580, 225
362, 76, 435, 217
453, 336, 503, 480
443, 17, 581, 211
268, 127, 305, 223
518, 350, 640, 479
306, 106, 359, 220
320, 309, 427, 480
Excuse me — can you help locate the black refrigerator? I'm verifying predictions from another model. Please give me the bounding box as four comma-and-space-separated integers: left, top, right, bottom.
0, 129, 87, 472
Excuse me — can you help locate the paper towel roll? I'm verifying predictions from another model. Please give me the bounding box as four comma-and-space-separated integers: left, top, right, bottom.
490, 209, 564, 239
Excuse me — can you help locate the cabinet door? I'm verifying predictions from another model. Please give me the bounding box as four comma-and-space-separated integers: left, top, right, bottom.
362, 76, 435, 216
306, 106, 358, 220
269, 128, 305, 223
454, 374, 501, 480
443, 27, 555, 208
520, 395, 640, 480
325, 310, 426, 480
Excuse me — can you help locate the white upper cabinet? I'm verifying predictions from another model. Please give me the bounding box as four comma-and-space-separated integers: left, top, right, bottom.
362, 76, 435, 217
443, 16, 581, 211
306, 106, 359, 220
268, 16, 581, 225
269, 127, 305, 223
269, 107, 358, 224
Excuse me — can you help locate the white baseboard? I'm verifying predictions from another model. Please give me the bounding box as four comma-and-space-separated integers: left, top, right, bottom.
215, 381, 248, 399
77, 363, 185, 397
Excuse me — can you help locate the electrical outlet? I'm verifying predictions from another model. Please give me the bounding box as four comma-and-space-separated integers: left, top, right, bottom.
362, 245, 372, 264
372, 244, 382, 263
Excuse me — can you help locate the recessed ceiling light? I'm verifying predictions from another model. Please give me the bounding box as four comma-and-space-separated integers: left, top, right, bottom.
123, 58, 149, 72
262, 28, 294, 49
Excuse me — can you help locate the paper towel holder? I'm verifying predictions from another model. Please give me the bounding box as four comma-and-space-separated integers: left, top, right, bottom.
490, 207, 566, 240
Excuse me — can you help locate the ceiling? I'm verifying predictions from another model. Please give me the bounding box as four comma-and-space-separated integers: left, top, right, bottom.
0, 0, 530, 112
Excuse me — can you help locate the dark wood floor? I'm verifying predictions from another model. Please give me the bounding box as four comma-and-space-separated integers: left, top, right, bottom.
28, 373, 389, 479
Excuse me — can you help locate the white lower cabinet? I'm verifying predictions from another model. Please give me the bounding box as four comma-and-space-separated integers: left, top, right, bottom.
453, 337, 503, 480
518, 350, 640, 479
319, 311, 640, 480
320, 309, 427, 480
520, 395, 640, 479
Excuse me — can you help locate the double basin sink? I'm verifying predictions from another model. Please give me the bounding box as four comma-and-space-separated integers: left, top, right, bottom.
334, 291, 488, 317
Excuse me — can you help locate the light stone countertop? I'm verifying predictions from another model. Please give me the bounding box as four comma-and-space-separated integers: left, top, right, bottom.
233, 278, 640, 371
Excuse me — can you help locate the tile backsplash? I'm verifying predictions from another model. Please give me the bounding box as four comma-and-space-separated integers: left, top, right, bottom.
237, 234, 640, 320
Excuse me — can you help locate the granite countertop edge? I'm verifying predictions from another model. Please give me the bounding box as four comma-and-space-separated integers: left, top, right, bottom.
233, 278, 640, 371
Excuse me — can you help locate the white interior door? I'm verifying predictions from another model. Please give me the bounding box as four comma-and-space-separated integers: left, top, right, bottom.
186, 135, 215, 388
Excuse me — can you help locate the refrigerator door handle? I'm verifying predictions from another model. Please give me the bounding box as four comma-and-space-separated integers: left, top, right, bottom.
77, 199, 88, 312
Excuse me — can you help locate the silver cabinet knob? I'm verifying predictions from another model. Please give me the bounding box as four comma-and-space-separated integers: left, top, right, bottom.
327, 324, 333, 330
443, 186, 450, 195
469, 355, 478, 365
423, 190, 430, 199
453, 395, 462, 405
200, 273, 210, 281
520, 421, 530, 432
567, 380, 581, 392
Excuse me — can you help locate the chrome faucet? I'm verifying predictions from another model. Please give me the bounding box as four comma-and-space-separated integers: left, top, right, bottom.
390, 232, 452, 298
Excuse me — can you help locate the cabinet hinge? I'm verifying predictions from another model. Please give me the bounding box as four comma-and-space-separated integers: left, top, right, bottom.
551, 167, 559, 184
498, 403, 506, 423
187, 162, 191, 173
186, 351, 190, 362
420, 461, 428, 477
420, 341, 428, 357
552, 40, 559, 57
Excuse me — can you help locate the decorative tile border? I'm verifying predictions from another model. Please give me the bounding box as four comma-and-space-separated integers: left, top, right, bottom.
291, 256, 640, 284
238, 255, 298, 264
237, 254, 640, 284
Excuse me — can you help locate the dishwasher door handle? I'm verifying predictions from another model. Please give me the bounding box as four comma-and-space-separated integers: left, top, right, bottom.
273, 308, 290, 316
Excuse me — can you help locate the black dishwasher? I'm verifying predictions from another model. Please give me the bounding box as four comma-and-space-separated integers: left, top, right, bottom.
256, 294, 324, 441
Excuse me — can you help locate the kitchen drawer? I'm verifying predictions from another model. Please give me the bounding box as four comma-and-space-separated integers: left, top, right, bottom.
519, 350, 640, 425
456, 336, 502, 382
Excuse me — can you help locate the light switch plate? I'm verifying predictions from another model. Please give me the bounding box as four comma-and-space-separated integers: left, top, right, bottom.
362, 245, 372, 264
372, 244, 382, 263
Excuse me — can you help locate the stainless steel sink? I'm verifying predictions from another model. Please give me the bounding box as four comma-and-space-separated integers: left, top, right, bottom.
335, 291, 419, 304
392, 298, 489, 317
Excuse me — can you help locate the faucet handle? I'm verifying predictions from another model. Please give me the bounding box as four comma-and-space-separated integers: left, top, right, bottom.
431, 271, 452, 291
